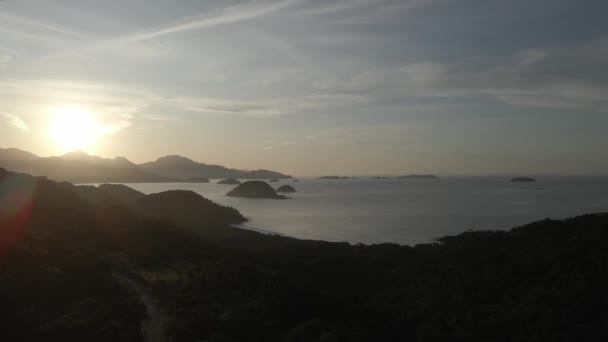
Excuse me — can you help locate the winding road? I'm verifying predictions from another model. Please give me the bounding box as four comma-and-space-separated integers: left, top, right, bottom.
114, 273, 167, 342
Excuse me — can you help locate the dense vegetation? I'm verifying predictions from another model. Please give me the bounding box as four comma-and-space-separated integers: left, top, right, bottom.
1, 168, 607, 341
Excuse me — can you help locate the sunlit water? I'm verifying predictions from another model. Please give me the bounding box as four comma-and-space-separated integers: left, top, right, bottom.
105, 177, 608, 246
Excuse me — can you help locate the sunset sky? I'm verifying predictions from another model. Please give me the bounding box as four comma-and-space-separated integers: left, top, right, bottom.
1, 0, 607, 175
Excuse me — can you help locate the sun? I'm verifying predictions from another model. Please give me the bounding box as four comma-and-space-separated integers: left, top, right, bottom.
48, 107, 101, 152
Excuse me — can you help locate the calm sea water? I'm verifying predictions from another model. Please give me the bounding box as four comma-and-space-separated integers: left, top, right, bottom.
113, 177, 608, 246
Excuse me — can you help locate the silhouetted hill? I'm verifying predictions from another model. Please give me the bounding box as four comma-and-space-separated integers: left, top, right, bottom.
98, 183, 146, 205
0, 147, 39, 160
140, 155, 292, 180
245, 169, 292, 179
0, 148, 169, 183
183, 176, 210, 183
0, 168, 144, 341
277, 184, 296, 193
218, 178, 241, 185
136, 190, 245, 228
0, 148, 291, 183
319, 175, 350, 179
2, 167, 607, 341
227, 181, 287, 199
61, 150, 138, 168
397, 174, 439, 179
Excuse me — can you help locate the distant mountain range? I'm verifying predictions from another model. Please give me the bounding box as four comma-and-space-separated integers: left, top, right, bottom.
139, 155, 292, 180
0, 148, 292, 183
397, 174, 439, 179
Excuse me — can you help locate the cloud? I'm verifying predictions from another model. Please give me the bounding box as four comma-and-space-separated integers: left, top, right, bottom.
1, 112, 30, 132
140, 114, 180, 122
169, 93, 372, 117
0, 80, 144, 136
0, 13, 91, 51
0, 78, 372, 143
115, 0, 306, 44
98, 119, 133, 135
308, 37, 608, 112
2, 0, 607, 132
189, 102, 286, 116
0, 13, 90, 40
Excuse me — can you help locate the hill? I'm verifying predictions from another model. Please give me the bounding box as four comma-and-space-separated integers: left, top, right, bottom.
0, 148, 168, 183
397, 174, 439, 179
0, 148, 291, 183
227, 181, 287, 199
139, 155, 292, 180
1, 168, 607, 341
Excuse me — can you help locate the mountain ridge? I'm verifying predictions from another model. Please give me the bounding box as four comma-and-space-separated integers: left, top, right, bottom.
139, 154, 292, 180
0, 147, 292, 183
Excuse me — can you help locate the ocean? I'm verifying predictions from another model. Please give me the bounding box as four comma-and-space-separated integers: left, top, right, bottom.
115, 177, 608, 246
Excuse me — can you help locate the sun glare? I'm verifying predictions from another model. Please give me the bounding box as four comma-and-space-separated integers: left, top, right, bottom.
48, 108, 101, 152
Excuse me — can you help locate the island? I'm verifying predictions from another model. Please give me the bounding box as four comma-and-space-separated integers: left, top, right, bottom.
139, 154, 293, 180
183, 176, 210, 183
1, 167, 606, 341
227, 181, 287, 199
511, 177, 537, 183
397, 174, 439, 179
217, 178, 241, 185
372, 176, 389, 179
318, 176, 350, 179
277, 184, 296, 193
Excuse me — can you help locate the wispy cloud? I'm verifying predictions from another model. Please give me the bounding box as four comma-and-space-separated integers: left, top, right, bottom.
1, 111, 30, 132
0, 13, 91, 51
0, 13, 91, 40
8, 116, 30, 132
298, 0, 445, 16
0, 80, 143, 135
114, 0, 305, 45
178, 93, 371, 117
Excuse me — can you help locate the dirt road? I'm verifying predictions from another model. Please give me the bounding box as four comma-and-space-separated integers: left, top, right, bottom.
114, 273, 167, 342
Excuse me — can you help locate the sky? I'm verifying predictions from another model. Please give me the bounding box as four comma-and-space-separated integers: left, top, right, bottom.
1, 0, 607, 176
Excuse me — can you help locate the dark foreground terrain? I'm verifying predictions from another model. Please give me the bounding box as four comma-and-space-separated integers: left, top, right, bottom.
0, 168, 607, 341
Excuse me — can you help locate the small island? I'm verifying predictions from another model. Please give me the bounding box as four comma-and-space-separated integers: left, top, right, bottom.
372, 176, 389, 179
218, 178, 241, 185
227, 181, 287, 199
318, 176, 350, 180
2, 167, 607, 341
511, 177, 537, 183
397, 174, 439, 179
183, 176, 210, 183
277, 185, 296, 193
